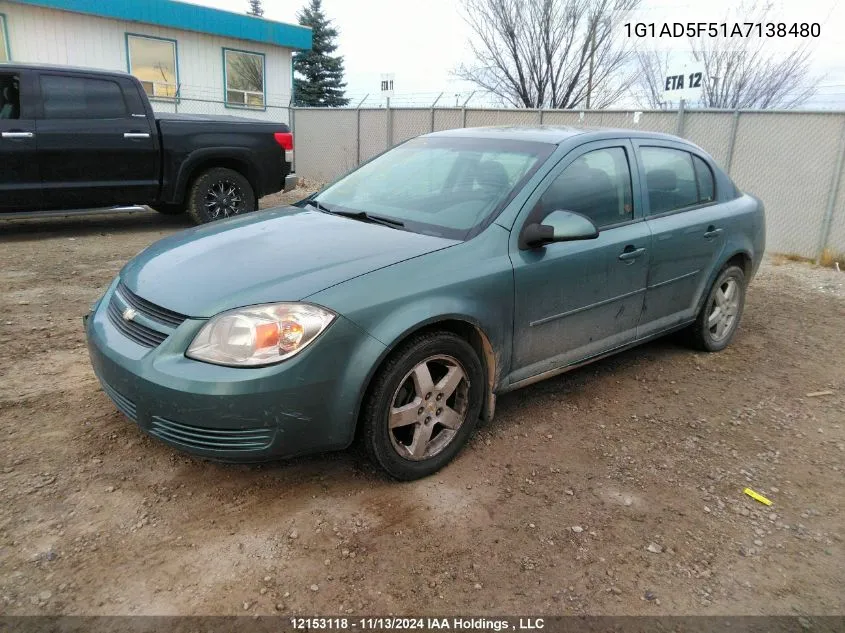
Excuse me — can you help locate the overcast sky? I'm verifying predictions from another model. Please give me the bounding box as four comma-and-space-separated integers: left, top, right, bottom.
189, 0, 845, 108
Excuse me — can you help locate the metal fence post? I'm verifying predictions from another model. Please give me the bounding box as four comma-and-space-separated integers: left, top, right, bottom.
430, 92, 443, 133
675, 99, 686, 137
289, 107, 296, 174
461, 92, 474, 128
538, 108, 544, 125
386, 97, 393, 148
816, 115, 845, 262
724, 110, 741, 175
355, 94, 368, 166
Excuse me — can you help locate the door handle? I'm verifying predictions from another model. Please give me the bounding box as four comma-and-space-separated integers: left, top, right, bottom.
2, 131, 34, 139
704, 226, 723, 239
123, 132, 151, 139
618, 246, 646, 261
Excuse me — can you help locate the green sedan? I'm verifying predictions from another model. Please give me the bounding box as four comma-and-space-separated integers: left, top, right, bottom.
85, 126, 766, 480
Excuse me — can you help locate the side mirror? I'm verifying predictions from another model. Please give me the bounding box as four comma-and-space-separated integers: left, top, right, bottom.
520, 210, 599, 249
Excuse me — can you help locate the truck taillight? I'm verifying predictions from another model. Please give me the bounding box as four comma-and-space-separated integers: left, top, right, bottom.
274, 132, 293, 150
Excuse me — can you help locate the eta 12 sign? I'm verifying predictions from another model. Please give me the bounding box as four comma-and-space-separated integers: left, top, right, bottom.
665, 71, 702, 91
662, 62, 704, 102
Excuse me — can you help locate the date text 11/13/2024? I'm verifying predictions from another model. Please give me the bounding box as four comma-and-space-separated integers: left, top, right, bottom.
290, 617, 546, 630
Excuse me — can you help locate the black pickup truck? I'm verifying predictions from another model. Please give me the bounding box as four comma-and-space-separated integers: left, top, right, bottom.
0, 63, 295, 223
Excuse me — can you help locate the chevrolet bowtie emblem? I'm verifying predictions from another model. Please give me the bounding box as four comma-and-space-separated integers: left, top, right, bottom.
122, 307, 138, 322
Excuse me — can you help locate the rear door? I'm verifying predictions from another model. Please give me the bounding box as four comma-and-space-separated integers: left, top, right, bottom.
0, 68, 40, 211
633, 141, 729, 336
35, 71, 158, 210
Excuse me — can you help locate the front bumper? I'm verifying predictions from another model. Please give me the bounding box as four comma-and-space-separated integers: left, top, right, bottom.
85, 282, 385, 461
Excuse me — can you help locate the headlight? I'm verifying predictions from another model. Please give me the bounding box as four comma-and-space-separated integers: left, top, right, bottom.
186, 303, 335, 367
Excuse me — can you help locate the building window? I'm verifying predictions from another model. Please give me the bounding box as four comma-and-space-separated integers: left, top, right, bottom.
224, 48, 265, 108
0, 14, 10, 62
127, 34, 178, 100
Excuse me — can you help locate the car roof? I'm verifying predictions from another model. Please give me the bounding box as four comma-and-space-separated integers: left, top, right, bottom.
0, 62, 131, 79
426, 125, 688, 146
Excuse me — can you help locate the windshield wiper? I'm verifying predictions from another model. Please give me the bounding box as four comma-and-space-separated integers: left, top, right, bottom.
323, 208, 405, 229
305, 199, 333, 214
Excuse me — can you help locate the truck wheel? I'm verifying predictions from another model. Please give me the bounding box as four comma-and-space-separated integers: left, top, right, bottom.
187, 167, 256, 224
150, 204, 185, 215
362, 331, 485, 480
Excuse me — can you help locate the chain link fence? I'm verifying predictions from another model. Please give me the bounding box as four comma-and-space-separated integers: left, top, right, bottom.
148, 95, 292, 124
148, 94, 845, 261
289, 105, 845, 261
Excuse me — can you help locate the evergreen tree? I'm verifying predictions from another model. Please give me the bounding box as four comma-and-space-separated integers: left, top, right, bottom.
246, 0, 264, 17
293, 0, 349, 107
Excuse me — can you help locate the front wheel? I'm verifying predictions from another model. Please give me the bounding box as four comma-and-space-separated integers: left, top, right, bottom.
362, 331, 485, 480
688, 265, 746, 352
186, 167, 256, 224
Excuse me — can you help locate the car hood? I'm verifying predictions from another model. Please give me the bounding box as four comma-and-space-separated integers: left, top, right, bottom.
120, 207, 459, 317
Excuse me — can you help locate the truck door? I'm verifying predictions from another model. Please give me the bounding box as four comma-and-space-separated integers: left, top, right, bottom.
35, 71, 159, 210
0, 69, 41, 211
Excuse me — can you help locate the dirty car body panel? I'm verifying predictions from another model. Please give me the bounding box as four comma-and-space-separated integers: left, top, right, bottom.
86, 126, 766, 463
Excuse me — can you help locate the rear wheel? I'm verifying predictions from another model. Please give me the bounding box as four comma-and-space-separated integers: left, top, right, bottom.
186, 167, 256, 224
362, 331, 484, 480
150, 203, 185, 215
688, 265, 746, 352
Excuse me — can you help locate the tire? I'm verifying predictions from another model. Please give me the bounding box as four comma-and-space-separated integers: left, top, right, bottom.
688, 265, 746, 352
362, 331, 485, 480
150, 203, 185, 216
186, 167, 256, 224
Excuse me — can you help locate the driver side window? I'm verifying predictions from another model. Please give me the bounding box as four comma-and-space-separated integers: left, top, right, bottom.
537, 147, 633, 229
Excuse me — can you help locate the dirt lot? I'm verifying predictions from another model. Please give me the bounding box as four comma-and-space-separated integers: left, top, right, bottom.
1, 193, 843, 616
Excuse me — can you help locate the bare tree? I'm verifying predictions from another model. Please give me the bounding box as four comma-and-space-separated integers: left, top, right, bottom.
456, 0, 640, 109
631, 49, 673, 109
634, 2, 819, 109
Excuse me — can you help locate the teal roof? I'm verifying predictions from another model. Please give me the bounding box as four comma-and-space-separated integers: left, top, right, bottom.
10, 0, 312, 50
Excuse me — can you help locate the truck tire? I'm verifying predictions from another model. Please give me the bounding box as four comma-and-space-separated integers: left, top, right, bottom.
150, 204, 185, 215
186, 167, 256, 224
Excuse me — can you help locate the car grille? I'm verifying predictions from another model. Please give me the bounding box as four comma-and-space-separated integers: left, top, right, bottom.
106, 283, 187, 349
107, 299, 169, 348
98, 376, 137, 422
149, 416, 274, 452
116, 282, 187, 328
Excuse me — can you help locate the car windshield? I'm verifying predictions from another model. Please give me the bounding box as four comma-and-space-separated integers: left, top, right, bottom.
313, 136, 554, 239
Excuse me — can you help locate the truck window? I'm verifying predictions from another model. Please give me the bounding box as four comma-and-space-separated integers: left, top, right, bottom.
40, 75, 128, 119
0, 73, 20, 119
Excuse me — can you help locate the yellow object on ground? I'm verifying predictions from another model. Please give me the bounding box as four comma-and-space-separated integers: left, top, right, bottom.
744, 488, 773, 506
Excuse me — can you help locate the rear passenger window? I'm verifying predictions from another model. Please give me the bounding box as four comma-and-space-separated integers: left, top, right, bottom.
538, 147, 634, 229
693, 155, 715, 202
40, 75, 127, 119
641, 147, 699, 215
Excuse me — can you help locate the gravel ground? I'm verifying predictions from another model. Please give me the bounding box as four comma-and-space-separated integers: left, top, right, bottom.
0, 194, 843, 616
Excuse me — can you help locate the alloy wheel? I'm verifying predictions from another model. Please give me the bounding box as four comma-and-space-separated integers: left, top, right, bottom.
388, 354, 470, 461
204, 179, 245, 220
707, 277, 740, 341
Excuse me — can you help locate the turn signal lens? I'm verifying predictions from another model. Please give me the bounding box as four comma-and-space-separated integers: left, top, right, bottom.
186, 303, 335, 367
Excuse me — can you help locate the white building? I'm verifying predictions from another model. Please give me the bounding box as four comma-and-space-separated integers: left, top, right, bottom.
0, 0, 311, 122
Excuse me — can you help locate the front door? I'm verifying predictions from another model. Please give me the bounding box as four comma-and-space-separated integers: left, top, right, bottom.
509, 140, 651, 385
35, 72, 158, 210
0, 70, 40, 211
